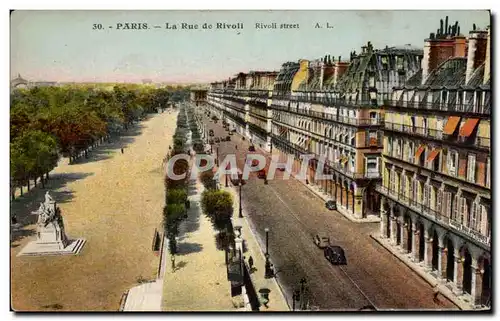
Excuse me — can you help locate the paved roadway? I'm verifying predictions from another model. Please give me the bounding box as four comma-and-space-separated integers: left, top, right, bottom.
202, 114, 457, 311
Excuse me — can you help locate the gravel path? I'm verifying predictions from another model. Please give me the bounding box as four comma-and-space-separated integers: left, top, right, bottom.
10, 111, 178, 311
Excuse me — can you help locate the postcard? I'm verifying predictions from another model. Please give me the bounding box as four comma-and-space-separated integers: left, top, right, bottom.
10, 10, 491, 312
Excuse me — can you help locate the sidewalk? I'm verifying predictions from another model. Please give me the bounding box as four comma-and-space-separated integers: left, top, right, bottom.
370, 234, 480, 311
222, 183, 290, 311
161, 179, 236, 311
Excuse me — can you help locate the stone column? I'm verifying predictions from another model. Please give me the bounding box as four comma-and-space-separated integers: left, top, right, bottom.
412, 223, 421, 262
438, 246, 448, 280
400, 222, 409, 253
471, 261, 484, 307
424, 234, 433, 271
390, 207, 398, 245
380, 198, 388, 238
453, 248, 464, 295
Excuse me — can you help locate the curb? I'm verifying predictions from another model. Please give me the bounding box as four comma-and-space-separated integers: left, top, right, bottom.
224, 184, 290, 311
369, 234, 473, 311
293, 174, 380, 224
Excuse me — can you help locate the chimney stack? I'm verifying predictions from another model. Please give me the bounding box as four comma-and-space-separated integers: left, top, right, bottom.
483, 28, 491, 84
465, 28, 488, 84
422, 16, 458, 84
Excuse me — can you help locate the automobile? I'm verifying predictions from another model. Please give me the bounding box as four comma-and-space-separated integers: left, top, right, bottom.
229, 131, 234, 135
209, 139, 214, 144
313, 234, 331, 249
324, 245, 347, 265
325, 200, 337, 210
251, 159, 259, 167
209, 129, 215, 137
226, 136, 231, 141
248, 145, 256, 152
257, 169, 266, 179
214, 137, 221, 143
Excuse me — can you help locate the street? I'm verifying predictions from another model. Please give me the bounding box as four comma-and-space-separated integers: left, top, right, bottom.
202, 114, 458, 311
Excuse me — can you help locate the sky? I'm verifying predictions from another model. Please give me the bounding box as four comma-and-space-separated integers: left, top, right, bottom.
10, 10, 490, 84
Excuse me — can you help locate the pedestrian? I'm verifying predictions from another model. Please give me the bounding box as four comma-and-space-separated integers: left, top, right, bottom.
248, 256, 254, 270
433, 284, 440, 303
171, 255, 176, 272
121, 148, 124, 154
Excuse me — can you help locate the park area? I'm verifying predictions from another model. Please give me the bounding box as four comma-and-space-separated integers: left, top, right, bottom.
10, 110, 178, 311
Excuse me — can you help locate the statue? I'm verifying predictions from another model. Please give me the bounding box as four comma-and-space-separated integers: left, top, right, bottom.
19, 191, 86, 256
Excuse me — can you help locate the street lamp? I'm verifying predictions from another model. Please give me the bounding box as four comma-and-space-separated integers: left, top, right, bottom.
264, 228, 273, 278
238, 182, 243, 218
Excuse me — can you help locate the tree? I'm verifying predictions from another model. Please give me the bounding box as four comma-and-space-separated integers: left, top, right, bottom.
10, 129, 59, 195
201, 189, 233, 229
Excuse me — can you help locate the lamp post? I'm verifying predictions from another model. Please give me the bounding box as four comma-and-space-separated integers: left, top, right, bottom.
238, 182, 243, 218
264, 228, 273, 278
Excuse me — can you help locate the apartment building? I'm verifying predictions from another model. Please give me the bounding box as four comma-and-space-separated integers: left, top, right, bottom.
376, 19, 491, 308
207, 71, 277, 149
271, 44, 422, 219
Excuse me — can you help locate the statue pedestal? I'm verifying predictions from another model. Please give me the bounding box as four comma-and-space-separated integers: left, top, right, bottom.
17, 194, 86, 257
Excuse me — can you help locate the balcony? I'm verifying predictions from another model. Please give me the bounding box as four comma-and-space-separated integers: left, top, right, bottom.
272, 105, 383, 126
385, 122, 490, 150
384, 100, 490, 115
376, 185, 490, 247
384, 122, 443, 140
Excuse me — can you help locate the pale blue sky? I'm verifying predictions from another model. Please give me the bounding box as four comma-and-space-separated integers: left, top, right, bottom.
10, 10, 490, 83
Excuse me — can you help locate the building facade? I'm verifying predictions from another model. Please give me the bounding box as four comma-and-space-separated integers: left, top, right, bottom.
377, 19, 491, 308
204, 17, 491, 310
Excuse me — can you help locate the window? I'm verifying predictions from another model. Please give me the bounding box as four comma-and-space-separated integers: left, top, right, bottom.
370, 111, 378, 125
366, 156, 378, 178
369, 130, 377, 146
408, 142, 414, 163
436, 189, 443, 214
486, 157, 490, 188
350, 130, 356, 146
396, 139, 402, 158
423, 184, 431, 208
448, 150, 458, 176
475, 91, 482, 113
401, 174, 407, 196
443, 191, 452, 217
460, 197, 467, 225
467, 154, 476, 183
412, 179, 418, 201
452, 194, 459, 221
419, 181, 424, 203
390, 169, 396, 192
387, 137, 393, 154
470, 202, 478, 231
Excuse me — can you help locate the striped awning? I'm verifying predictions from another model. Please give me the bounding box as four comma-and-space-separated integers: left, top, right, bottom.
415, 145, 426, 159
459, 118, 480, 137
426, 149, 441, 162
443, 116, 461, 135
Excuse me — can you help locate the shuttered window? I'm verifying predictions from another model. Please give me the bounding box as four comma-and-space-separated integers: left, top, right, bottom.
467, 154, 476, 183
436, 190, 443, 214
452, 194, 459, 221
471, 202, 478, 231
460, 197, 467, 225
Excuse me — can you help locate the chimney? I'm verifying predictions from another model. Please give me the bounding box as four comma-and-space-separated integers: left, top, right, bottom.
421, 17, 461, 84
465, 29, 488, 84
421, 36, 455, 84
332, 61, 349, 87
483, 27, 491, 84
320, 61, 325, 90
453, 35, 467, 57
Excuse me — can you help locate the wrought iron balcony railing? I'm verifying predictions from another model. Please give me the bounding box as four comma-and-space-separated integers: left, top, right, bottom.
272, 104, 383, 126
384, 99, 490, 115
376, 184, 490, 247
